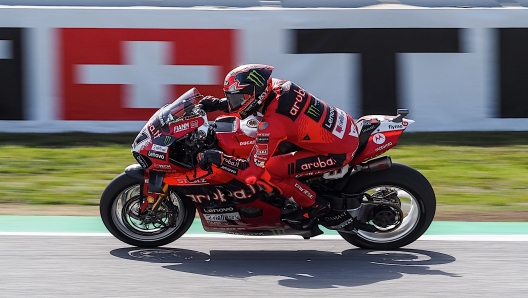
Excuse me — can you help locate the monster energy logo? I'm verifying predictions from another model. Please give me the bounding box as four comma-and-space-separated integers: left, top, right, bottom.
304, 98, 324, 122
247, 70, 265, 87
306, 105, 321, 118
164, 136, 171, 145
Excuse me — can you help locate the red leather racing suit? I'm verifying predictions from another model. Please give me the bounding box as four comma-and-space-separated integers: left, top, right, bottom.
218, 79, 359, 207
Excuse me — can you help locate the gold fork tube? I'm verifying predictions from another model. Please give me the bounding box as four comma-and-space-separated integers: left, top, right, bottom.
151, 184, 169, 211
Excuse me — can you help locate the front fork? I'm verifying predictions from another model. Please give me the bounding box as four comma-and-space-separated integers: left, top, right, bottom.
140, 183, 169, 213
124, 164, 168, 213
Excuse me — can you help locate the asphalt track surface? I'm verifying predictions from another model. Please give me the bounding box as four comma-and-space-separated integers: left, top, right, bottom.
2, 12, 527, 296
1, 228, 528, 297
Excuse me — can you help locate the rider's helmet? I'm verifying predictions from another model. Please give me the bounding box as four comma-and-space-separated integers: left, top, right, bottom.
223, 64, 274, 119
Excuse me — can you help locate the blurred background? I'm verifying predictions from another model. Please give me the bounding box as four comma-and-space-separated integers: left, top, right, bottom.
1, 0, 527, 221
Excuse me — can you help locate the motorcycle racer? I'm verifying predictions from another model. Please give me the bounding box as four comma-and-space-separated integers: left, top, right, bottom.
197, 64, 360, 229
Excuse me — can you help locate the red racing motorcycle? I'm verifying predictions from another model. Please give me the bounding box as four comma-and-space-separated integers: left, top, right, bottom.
100, 88, 436, 249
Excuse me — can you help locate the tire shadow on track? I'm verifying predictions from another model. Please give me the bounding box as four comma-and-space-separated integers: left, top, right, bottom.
110, 247, 460, 288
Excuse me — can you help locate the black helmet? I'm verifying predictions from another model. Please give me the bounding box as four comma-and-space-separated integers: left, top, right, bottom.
223, 64, 274, 119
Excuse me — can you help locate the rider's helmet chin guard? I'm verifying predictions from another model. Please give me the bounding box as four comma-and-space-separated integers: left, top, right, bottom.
223, 64, 274, 120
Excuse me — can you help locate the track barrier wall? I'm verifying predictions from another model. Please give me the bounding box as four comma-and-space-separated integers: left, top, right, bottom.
1, 5, 528, 132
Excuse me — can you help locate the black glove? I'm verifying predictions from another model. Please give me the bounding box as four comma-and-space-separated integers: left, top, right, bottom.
197, 150, 224, 170
199, 96, 230, 113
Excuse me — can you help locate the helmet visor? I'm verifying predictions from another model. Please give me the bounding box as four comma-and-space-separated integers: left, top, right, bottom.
225, 93, 252, 112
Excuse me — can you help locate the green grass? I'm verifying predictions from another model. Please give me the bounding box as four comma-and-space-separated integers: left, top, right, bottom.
0, 145, 135, 205
390, 145, 528, 209
0, 132, 528, 211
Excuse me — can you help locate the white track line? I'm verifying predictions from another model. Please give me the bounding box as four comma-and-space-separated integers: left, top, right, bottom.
1, 232, 528, 241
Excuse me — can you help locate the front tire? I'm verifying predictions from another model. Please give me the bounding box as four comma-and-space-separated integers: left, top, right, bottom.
339, 163, 436, 249
100, 173, 195, 247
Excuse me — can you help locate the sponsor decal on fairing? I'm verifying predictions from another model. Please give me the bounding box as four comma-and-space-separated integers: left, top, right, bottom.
147, 150, 166, 160
155, 164, 171, 169
151, 144, 168, 153
206, 220, 232, 226
176, 178, 208, 185
256, 144, 268, 155
295, 156, 339, 172
374, 119, 413, 133
388, 124, 404, 130
186, 189, 226, 203
220, 165, 238, 175
203, 206, 235, 213
186, 184, 258, 204
204, 212, 241, 221
148, 123, 162, 139
135, 155, 149, 169
372, 133, 386, 145
375, 142, 393, 152
256, 137, 269, 143
174, 122, 190, 133
239, 140, 255, 146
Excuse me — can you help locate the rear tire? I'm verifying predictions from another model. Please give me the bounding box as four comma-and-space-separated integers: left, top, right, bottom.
339, 163, 436, 249
100, 173, 195, 247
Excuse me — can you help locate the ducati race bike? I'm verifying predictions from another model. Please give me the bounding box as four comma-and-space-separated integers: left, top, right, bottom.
100, 88, 436, 249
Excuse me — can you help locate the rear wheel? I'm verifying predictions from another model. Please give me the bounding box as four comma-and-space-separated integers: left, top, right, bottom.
100, 173, 195, 247
339, 163, 436, 249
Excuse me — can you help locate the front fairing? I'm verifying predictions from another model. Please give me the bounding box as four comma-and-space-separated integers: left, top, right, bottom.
132, 88, 209, 171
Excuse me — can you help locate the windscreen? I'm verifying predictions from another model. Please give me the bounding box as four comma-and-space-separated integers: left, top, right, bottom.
133, 88, 203, 150
157, 88, 202, 125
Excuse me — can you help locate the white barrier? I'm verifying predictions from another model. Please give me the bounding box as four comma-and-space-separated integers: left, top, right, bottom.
1, 6, 528, 132
1, 1, 526, 8
0, 0, 263, 7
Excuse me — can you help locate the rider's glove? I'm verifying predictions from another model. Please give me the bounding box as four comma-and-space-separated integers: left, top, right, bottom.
199, 96, 230, 113
197, 150, 224, 170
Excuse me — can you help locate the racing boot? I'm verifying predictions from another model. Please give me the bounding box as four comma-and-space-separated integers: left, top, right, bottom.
283, 196, 330, 230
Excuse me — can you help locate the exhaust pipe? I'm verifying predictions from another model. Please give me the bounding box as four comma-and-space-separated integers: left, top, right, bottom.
355, 156, 392, 172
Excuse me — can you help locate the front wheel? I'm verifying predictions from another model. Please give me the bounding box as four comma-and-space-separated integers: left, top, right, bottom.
100, 173, 195, 247
339, 163, 436, 249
